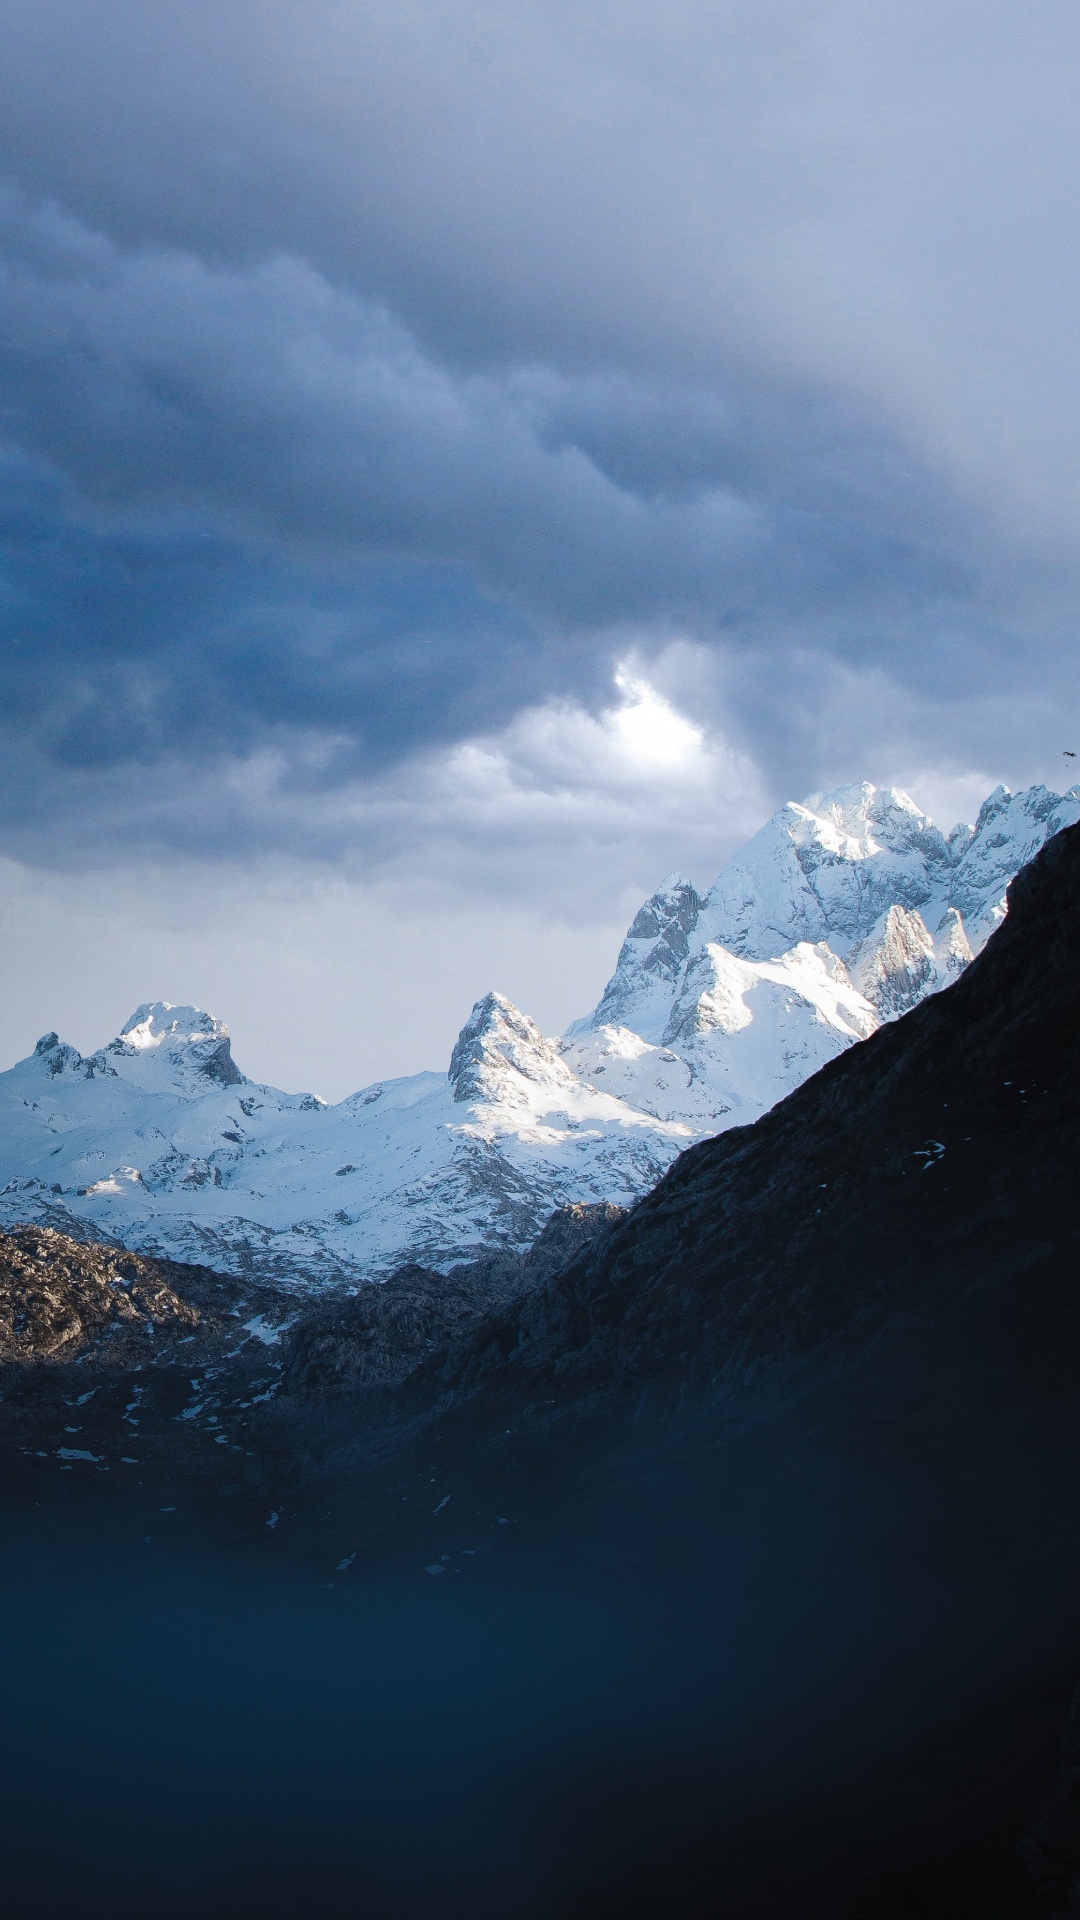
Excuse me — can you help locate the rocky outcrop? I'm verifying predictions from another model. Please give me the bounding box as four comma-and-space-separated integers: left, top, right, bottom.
0, 1202, 625, 1493
0, 1224, 200, 1363
447, 992, 572, 1105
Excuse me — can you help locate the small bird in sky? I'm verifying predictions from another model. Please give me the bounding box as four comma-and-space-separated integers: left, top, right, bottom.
1065, 750, 1077, 757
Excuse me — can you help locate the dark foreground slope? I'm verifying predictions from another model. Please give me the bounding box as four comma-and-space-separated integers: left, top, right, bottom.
284, 815, 1080, 1538
255, 819, 1080, 1914
6, 828, 1080, 1917
412, 816, 1080, 1430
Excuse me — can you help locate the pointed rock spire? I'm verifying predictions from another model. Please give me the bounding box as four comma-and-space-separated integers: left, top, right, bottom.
448, 992, 568, 1105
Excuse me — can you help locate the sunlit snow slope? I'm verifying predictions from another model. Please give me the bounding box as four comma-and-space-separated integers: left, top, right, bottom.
0, 781, 1074, 1285
564, 780, 1080, 1126
0, 999, 687, 1284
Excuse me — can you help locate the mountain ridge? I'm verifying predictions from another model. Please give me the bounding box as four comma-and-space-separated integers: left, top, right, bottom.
0, 777, 1075, 1286
383, 812, 1080, 1450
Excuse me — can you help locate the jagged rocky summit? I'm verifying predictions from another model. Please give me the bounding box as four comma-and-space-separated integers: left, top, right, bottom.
0, 998, 682, 1285
0, 779, 1075, 1285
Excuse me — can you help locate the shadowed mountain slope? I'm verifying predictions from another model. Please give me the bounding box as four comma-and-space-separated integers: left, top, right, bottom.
7, 827, 1080, 1918
291, 816, 1080, 1917
374, 814, 1080, 1453
212, 815, 1080, 1916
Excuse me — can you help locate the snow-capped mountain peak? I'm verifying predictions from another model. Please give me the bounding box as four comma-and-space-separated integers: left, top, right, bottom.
109, 1002, 245, 1091
698, 783, 953, 964
119, 1002, 227, 1051
569, 783, 950, 1046
25, 1003, 247, 1095
449, 992, 574, 1106
1, 778, 1077, 1290
30, 1033, 115, 1081
567, 874, 706, 1043
798, 781, 944, 857
945, 782, 1080, 946
576, 780, 1080, 1052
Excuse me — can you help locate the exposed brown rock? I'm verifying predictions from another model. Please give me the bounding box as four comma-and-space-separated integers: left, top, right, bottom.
0, 1224, 200, 1363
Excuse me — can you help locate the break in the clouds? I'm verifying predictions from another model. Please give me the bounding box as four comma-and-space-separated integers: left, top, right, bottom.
0, 1, 1078, 1080
0, 184, 1070, 858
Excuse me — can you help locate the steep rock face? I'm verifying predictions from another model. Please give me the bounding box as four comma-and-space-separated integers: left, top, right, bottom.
846, 903, 938, 1016
282, 1202, 624, 1398
585, 876, 707, 1038
845, 903, 972, 1019
931, 903, 975, 981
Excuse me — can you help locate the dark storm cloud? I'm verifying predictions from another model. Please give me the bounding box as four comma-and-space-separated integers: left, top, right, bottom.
0, 188, 1002, 834
0, 2, 1077, 861
0, 190, 951, 615
0, 438, 544, 774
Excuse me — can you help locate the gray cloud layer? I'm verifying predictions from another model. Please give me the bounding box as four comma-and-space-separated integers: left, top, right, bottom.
0, 2, 1077, 874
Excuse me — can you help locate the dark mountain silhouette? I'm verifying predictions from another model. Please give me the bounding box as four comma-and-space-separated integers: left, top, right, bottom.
8, 824, 1080, 1915
262, 816, 1080, 1914
299, 815, 1080, 1503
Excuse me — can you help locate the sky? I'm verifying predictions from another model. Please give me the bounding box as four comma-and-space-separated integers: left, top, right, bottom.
0, 0, 1078, 1097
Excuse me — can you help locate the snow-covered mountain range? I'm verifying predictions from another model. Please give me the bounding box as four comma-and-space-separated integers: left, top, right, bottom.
1, 779, 1075, 1286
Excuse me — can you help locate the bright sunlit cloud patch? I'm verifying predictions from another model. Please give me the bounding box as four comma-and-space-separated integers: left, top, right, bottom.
424, 658, 762, 867
606, 666, 706, 775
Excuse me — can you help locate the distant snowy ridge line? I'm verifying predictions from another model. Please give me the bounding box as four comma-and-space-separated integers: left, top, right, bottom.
0, 778, 1074, 1288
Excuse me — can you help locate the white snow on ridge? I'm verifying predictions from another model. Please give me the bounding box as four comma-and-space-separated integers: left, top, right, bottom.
573, 781, 1080, 1052
562, 939, 878, 1129
0, 781, 1074, 1287
0, 993, 688, 1286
